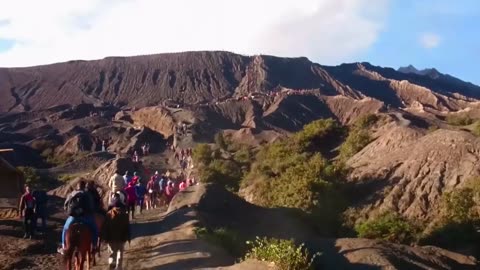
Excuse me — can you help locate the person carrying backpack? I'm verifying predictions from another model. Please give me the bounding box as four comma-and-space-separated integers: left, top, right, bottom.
135, 181, 146, 214
32, 189, 48, 234
19, 185, 36, 239
58, 180, 98, 255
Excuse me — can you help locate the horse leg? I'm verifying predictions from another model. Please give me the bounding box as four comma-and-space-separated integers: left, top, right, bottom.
65, 252, 72, 270
78, 250, 85, 270
86, 249, 90, 270
75, 251, 80, 270
117, 242, 125, 270
91, 245, 96, 266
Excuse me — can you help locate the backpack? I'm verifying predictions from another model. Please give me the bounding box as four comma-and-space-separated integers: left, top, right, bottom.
67, 191, 87, 217
160, 178, 168, 190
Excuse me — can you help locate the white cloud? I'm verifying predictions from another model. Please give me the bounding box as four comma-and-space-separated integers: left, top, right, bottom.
419, 33, 441, 49
0, 0, 389, 67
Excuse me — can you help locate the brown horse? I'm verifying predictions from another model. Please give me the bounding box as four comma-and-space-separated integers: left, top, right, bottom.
64, 223, 92, 270
102, 207, 130, 269
91, 212, 105, 266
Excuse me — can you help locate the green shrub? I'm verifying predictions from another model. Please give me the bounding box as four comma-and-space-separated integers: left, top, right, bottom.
354, 114, 379, 129
338, 129, 371, 161
442, 188, 477, 223
293, 119, 341, 151
427, 125, 439, 133
419, 183, 480, 253
195, 227, 245, 257
17, 166, 40, 186
233, 146, 253, 166
244, 237, 319, 270
193, 144, 213, 166
355, 212, 419, 244
200, 159, 243, 190
446, 114, 473, 126
214, 132, 228, 150
472, 121, 480, 137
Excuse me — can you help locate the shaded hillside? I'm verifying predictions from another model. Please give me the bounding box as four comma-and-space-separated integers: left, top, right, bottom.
1, 51, 479, 116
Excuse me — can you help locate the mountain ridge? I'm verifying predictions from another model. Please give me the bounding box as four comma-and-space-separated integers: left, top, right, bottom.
1, 51, 479, 114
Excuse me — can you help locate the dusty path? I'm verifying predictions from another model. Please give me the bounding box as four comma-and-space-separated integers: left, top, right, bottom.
93, 207, 234, 270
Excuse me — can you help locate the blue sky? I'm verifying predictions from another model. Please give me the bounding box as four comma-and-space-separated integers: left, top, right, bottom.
0, 0, 478, 85
363, 0, 480, 85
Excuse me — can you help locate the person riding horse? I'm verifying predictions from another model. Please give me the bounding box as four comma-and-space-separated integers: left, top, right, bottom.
103, 192, 131, 270
58, 180, 98, 255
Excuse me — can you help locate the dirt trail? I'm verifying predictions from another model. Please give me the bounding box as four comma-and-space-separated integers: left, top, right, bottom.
92, 207, 234, 270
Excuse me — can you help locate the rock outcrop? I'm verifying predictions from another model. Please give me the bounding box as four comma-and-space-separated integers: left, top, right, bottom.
348, 126, 480, 220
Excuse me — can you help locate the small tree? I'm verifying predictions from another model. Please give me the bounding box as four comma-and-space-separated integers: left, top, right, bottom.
193, 144, 213, 166
355, 212, 418, 244
442, 188, 476, 223
17, 166, 40, 187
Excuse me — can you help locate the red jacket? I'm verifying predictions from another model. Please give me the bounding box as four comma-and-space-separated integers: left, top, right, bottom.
124, 185, 137, 204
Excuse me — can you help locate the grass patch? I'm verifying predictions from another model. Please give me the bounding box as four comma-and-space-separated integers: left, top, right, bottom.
244, 237, 320, 270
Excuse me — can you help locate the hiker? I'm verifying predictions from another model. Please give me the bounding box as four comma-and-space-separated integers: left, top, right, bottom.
146, 176, 157, 210
132, 151, 139, 163
124, 182, 137, 219
165, 182, 176, 205
32, 189, 48, 234
135, 180, 146, 214
58, 180, 98, 255
141, 144, 147, 156
109, 170, 126, 201
103, 196, 131, 270
123, 171, 132, 185
146, 143, 150, 155
179, 180, 187, 191
102, 140, 106, 152
131, 171, 140, 185
19, 185, 36, 239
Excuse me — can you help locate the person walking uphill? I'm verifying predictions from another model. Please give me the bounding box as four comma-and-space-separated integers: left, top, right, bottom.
19, 185, 36, 239
58, 180, 98, 255
135, 181, 146, 214
124, 182, 137, 220
110, 170, 126, 200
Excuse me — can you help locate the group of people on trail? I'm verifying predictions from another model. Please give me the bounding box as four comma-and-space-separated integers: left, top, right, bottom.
109, 169, 197, 215
19, 186, 49, 239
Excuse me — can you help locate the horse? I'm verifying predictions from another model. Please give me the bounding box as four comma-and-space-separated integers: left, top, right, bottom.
91, 212, 105, 266
64, 223, 92, 270
102, 206, 130, 270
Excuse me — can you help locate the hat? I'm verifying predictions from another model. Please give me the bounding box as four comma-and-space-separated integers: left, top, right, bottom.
155, 171, 159, 175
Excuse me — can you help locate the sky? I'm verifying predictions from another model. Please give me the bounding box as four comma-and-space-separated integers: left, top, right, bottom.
0, 0, 478, 85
